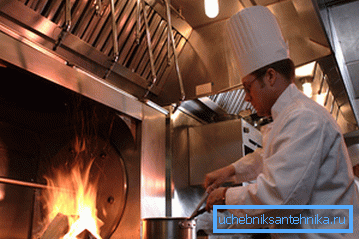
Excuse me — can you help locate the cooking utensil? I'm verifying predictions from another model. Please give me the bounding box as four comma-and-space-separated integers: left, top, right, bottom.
189, 208, 206, 220
189, 191, 209, 219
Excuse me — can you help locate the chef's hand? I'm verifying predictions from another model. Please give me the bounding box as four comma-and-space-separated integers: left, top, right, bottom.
204, 165, 235, 193
205, 186, 228, 212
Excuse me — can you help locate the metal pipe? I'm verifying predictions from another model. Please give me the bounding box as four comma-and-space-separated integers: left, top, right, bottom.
0, 177, 70, 192
167, 22, 172, 66
318, 74, 325, 95
53, 0, 71, 51
164, 0, 185, 101
110, 0, 119, 58
336, 103, 340, 121
142, 0, 158, 99
160, 0, 185, 20
104, 0, 119, 79
136, 0, 141, 45
324, 88, 330, 107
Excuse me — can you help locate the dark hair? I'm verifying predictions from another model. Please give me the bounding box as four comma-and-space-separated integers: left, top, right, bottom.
252, 59, 295, 83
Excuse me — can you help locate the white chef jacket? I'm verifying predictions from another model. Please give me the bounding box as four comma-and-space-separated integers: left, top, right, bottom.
226, 84, 359, 238
354, 176, 359, 191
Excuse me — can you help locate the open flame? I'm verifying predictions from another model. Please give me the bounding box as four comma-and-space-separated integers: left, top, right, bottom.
42, 136, 103, 239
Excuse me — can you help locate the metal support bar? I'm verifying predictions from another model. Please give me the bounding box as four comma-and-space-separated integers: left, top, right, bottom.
159, 0, 185, 20
104, 0, 119, 79
136, 0, 141, 45
323, 88, 330, 107
164, 0, 185, 101
318, 73, 326, 95
0, 177, 73, 192
142, 0, 158, 99
53, 0, 71, 51
167, 16, 172, 66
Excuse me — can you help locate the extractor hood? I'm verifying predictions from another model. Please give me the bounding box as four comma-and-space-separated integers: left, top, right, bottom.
0, 0, 357, 130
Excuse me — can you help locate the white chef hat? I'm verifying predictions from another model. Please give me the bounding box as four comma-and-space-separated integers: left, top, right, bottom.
227, 6, 290, 79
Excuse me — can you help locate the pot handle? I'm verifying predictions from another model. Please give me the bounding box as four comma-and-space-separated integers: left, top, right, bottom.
179, 220, 196, 229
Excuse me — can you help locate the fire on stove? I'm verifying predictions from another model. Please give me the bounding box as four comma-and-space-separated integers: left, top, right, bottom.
0, 63, 164, 239
39, 135, 103, 239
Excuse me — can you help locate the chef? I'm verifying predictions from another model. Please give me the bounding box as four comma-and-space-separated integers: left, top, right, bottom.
204, 6, 359, 238
348, 144, 359, 190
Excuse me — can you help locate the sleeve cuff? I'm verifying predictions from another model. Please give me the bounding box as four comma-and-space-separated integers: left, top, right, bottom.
231, 148, 263, 183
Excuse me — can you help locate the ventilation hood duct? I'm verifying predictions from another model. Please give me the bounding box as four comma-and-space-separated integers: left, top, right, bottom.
0, 0, 357, 129
0, 0, 191, 108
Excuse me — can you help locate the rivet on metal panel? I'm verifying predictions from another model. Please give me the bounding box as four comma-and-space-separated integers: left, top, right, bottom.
107, 196, 115, 204
94, 0, 103, 16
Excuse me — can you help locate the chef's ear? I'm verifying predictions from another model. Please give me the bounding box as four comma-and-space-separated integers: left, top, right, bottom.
266, 68, 277, 87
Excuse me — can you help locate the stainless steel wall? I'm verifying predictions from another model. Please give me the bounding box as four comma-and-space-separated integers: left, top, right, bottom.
167, 106, 205, 218
317, 0, 359, 125
140, 105, 167, 219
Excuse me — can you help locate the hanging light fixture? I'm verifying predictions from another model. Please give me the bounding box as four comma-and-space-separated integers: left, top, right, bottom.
205, 0, 219, 18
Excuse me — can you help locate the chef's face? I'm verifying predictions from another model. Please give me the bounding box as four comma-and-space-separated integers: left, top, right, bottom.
242, 71, 274, 117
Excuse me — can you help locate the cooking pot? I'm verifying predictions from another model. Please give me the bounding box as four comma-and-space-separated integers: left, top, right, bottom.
142, 217, 197, 239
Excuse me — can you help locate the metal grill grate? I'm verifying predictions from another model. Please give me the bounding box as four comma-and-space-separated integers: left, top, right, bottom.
209, 89, 255, 115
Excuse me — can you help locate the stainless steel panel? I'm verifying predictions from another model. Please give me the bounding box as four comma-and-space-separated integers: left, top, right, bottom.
189, 119, 244, 185
141, 105, 167, 218
169, 106, 206, 219
268, 0, 331, 66
317, 1, 359, 125
317, 55, 357, 126
326, 1, 359, 99
326, 1, 359, 64
348, 61, 359, 98
0, 186, 34, 238
0, 29, 144, 120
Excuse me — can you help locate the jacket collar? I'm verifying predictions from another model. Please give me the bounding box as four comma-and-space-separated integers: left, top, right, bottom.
271, 83, 300, 121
